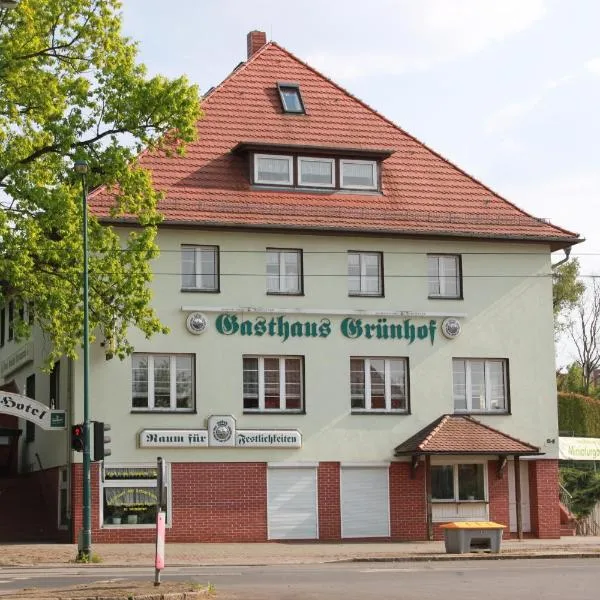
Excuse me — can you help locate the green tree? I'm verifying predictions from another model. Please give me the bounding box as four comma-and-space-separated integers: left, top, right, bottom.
0, 0, 200, 366
553, 258, 585, 335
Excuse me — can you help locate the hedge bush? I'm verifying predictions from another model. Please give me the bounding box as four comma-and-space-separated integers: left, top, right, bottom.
558, 392, 600, 437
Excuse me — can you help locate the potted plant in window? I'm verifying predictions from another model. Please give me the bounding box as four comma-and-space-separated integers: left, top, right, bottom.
110, 508, 122, 525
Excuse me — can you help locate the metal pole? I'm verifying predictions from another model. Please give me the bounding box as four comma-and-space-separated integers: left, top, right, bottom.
75, 160, 91, 559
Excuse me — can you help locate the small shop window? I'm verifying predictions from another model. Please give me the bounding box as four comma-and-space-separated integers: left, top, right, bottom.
102, 465, 168, 527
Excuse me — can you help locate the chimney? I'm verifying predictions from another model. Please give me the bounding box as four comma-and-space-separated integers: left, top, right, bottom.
247, 30, 267, 59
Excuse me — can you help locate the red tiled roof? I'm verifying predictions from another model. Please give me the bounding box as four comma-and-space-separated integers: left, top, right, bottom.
394, 415, 542, 456
90, 42, 579, 248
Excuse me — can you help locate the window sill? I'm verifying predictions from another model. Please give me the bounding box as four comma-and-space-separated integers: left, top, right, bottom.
348, 293, 384, 298
428, 295, 463, 300
454, 410, 510, 416
130, 409, 196, 414
266, 291, 304, 297
432, 500, 488, 504
181, 288, 220, 294
351, 410, 409, 415
243, 410, 305, 415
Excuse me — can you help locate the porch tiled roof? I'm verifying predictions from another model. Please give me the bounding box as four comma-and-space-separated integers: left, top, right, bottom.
90, 41, 579, 249
394, 414, 542, 456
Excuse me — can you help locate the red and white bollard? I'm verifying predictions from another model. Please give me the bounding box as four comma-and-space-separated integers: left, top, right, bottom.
154, 510, 166, 586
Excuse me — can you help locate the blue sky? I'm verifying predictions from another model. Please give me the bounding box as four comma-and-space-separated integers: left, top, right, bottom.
122, 0, 600, 363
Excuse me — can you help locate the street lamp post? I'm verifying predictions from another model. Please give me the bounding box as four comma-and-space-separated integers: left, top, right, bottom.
74, 159, 91, 560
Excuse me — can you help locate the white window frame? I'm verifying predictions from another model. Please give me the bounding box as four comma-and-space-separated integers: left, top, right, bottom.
348, 251, 382, 296
297, 156, 336, 188
428, 254, 461, 298
100, 463, 171, 528
266, 249, 302, 294
181, 245, 218, 291
430, 459, 488, 503
243, 355, 304, 413
340, 159, 378, 190
453, 358, 508, 413
132, 353, 195, 412
254, 153, 293, 186
350, 357, 408, 413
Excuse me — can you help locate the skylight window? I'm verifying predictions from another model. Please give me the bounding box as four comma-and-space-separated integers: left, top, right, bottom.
277, 82, 305, 114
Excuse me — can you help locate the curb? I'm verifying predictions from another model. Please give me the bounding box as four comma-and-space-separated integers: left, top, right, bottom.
20, 591, 210, 600
342, 552, 600, 563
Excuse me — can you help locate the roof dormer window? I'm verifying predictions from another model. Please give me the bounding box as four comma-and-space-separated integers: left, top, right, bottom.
277, 82, 305, 114
340, 159, 378, 190
254, 154, 293, 185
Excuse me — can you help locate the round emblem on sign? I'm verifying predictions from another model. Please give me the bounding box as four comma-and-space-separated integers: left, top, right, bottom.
213, 420, 232, 442
186, 312, 208, 335
441, 318, 461, 339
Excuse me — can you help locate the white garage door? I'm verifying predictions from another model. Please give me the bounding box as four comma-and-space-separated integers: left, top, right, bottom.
341, 466, 390, 538
267, 466, 318, 540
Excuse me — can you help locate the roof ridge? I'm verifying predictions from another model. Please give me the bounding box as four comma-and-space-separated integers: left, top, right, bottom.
262, 42, 578, 240
462, 415, 540, 451
201, 40, 275, 105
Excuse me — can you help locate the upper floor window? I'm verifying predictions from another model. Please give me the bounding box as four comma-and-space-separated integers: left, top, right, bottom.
428, 254, 461, 299
277, 82, 305, 114
350, 357, 408, 413
132, 353, 194, 412
298, 157, 335, 188
254, 154, 293, 185
340, 159, 377, 190
243, 356, 303, 412
453, 358, 508, 413
348, 251, 383, 296
267, 249, 302, 294
181, 245, 219, 292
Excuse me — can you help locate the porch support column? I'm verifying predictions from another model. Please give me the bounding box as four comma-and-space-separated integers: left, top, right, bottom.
425, 454, 433, 541
515, 456, 523, 540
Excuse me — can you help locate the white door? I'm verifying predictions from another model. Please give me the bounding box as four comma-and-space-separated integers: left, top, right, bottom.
341, 466, 390, 538
267, 466, 318, 540
508, 460, 531, 532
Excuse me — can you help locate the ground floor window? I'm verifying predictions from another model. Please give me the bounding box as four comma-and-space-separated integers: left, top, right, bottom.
102, 464, 169, 527
431, 461, 489, 522
431, 463, 485, 501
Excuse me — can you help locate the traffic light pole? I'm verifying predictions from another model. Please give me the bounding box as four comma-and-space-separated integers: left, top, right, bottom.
75, 161, 92, 560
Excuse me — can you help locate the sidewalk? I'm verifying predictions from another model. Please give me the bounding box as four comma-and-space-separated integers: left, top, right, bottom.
1, 536, 600, 567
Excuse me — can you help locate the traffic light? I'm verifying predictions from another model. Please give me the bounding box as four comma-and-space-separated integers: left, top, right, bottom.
93, 421, 111, 461
71, 424, 84, 452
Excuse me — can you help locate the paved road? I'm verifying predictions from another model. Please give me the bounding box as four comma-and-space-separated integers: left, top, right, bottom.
1, 558, 599, 599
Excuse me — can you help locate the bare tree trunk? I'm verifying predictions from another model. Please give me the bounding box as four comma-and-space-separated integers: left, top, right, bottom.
569, 279, 600, 395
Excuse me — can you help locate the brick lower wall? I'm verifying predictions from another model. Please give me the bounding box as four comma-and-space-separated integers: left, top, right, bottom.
488, 460, 511, 539
0, 466, 68, 542
72, 462, 268, 543
318, 462, 341, 540
389, 461, 427, 541
529, 459, 561, 539
67, 458, 561, 544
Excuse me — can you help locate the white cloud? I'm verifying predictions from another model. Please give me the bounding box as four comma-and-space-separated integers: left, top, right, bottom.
585, 57, 600, 75
307, 0, 547, 80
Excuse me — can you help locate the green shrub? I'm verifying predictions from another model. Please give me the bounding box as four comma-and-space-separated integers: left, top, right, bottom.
558, 393, 600, 437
